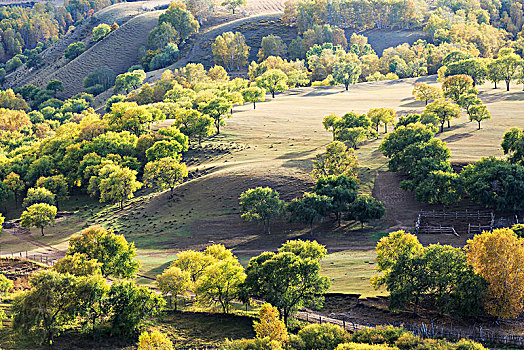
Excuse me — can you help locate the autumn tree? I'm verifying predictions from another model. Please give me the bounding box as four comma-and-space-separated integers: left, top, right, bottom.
92, 23, 111, 41
322, 113, 341, 140
68, 226, 140, 278
174, 109, 214, 144
157, 2, 199, 43
442, 75, 474, 103
20, 203, 57, 236
239, 187, 284, 234
241, 86, 266, 109
487, 59, 504, 89
114, 70, 146, 93
253, 303, 289, 342
144, 157, 188, 198
53, 253, 102, 276
466, 228, 524, 319
256, 69, 289, 98
212, 32, 250, 71
22, 187, 56, 208
368, 108, 396, 133
198, 96, 232, 134
196, 256, 246, 313
312, 141, 359, 179
36, 175, 68, 209
156, 266, 191, 311
412, 82, 442, 105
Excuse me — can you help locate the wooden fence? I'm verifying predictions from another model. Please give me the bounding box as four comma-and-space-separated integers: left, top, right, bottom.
1, 251, 57, 266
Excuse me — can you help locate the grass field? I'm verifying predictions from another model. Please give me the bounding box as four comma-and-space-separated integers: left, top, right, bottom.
3, 76, 523, 298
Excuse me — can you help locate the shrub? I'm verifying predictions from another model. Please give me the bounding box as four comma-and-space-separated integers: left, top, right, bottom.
296, 323, 350, 350
351, 326, 408, 346
335, 343, 396, 350
64, 42, 86, 60
92, 23, 111, 41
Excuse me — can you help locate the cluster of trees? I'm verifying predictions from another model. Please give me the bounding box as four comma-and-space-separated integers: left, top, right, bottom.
322, 109, 394, 149
143, 2, 198, 71
374, 228, 524, 319
282, 0, 425, 33
12, 226, 163, 344
239, 142, 384, 234
380, 119, 524, 210
156, 240, 330, 325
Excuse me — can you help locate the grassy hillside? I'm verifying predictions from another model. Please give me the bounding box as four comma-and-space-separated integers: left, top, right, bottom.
3, 0, 171, 97
2, 76, 523, 296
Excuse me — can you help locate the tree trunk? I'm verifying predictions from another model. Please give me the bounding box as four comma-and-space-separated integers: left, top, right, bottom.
271, 91, 275, 98
216, 120, 220, 134
310, 221, 314, 236
338, 212, 341, 227
361, 221, 364, 230
478, 121, 481, 130
253, 101, 256, 109
447, 119, 450, 128
425, 99, 428, 105
345, 83, 349, 91
41, 226, 44, 236
494, 81, 497, 89
384, 124, 388, 133
506, 80, 510, 91
267, 219, 271, 235
440, 122, 444, 133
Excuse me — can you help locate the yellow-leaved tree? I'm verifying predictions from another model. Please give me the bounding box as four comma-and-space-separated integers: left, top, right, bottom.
253, 303, 289, 343
465, 228, 524, 319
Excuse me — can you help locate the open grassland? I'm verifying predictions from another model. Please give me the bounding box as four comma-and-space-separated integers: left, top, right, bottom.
3, 77, 524, 297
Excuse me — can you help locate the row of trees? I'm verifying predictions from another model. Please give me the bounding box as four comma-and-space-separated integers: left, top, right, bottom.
374, 228, 524, 319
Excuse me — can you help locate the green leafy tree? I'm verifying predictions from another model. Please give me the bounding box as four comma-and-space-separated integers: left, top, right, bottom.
20, 203, 57, 236
312, 141, 359, 179
313, 175, 357, 226
414, 170, 463, 205
36, 175, 68, 210
46, 80, 64, 95
257, 35, 287, 61
4, 172, 24, 207
158, 1, 199, 43
221, 0, 247, 14
241, 86, 265, 109
114, 70, 146, 93
198, 96, 232, 134
468, 104, 491, 129
256, 69, 288, 98
144, 157, 188, 198
335, 126, 369, 149
196, 258, 246, 313
487, 59, 505, 89
89, 163, 142, 209
64, 42, 86, 60
350, 195, 385, 229
106, 281, 165, 336
368, 108, 396, 133
239, 187, 284, 234
156, 266, 191, 311
322, 113, 341, 140
148, 22, 179, 50
502, 127, 524, 165
423, 98, 460, 133
287, 192, 332, 235
53, 253, 102, 277
278, 239, 327, 261
495, 48, 522, 91
412, 82, 442, 105
242, 242, 330, 325
333, 57, 361, 91
22, 187, 55, 208
442, 75, 474, 103
68, 225, 140, 278
446, 58, 487, 86
12, 270, 78, 344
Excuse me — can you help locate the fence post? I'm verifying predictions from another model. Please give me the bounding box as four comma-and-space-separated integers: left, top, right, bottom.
343, 319, 346, 330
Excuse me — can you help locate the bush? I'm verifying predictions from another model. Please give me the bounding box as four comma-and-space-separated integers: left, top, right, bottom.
64, 42, 86, 60
351, 326, 408, 346
92, 23, 111, 41
85, 84, 105, 95
6, 57, 23, 72
394, 333, 422, 350
222, 337, 283, 350
335, 343, 396, 350
295, 323, 350, 350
